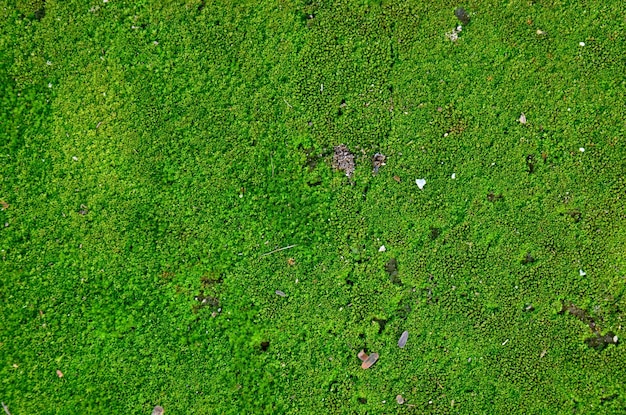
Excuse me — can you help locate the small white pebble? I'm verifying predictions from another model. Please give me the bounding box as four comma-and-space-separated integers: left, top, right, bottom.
613, 335, 618, 343
451, 173, 456, 179
275, 290, 286, 297
48, 83, 52, 88
378, 245, 386, 252
579, 269, 586, 276
153, 41, 159, 45
579, 147, 585, 152
579, 41, 585, 46
46, 60, 52, 66
415, 179, 426, 190
72, 156, 78, 161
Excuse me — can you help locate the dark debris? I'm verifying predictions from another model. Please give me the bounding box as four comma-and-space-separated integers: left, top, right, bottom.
332, 144, 355, 177
372, 153, 386, 174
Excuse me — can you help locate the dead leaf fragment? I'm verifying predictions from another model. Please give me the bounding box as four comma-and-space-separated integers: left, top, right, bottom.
357, 349, 368, 362
0, 200, 8, 210
393, 175, 401, 183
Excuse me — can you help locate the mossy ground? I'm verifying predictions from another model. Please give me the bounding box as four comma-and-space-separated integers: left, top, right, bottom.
1, 0, 625, 413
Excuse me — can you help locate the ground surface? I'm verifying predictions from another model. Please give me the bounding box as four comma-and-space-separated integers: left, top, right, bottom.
1, 0, 625, 413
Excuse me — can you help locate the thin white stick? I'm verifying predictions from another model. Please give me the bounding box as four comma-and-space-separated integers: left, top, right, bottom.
2, 402, 11, 415
261, 244, 296, 257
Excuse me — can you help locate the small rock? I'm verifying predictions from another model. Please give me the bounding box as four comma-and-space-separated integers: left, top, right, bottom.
454, 7, 470, 25
579, 147, 585, 152
398, 330, 409, 348
396, 395, 405, 405
152, 406, 165, 415
378, 245, 386, 252
579, 270, 586, 277
415, 179, 426, 190
275, 290, 286, 297
519, 113, 527, 124
451, 173, 456, 179
361, 352, 379, 369
579, 41, 585, 46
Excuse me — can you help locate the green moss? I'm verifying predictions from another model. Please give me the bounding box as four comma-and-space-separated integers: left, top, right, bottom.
1, 0, 625, 413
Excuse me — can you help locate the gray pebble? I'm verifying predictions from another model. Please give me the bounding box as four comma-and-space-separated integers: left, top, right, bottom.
454, 7, 470, 25
398, 330, 409, 348
275, 290, 286, 297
